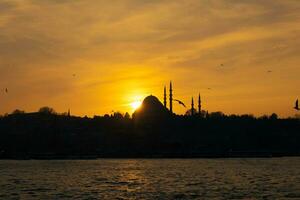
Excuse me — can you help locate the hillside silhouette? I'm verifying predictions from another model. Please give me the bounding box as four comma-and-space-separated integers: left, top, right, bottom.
0, 95, 299, 159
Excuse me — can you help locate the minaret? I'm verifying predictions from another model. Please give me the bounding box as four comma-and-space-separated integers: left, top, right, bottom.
68, 109, 70, 117
164, 86, 167, 108
169, 81, 173, 113
198, 93, 201, 115
191, 97, 194, 115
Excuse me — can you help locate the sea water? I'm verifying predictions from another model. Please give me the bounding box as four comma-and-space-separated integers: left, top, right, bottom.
0, 158, 300, 199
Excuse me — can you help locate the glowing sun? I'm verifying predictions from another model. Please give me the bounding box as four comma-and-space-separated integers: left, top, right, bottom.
131, 101, 142, 110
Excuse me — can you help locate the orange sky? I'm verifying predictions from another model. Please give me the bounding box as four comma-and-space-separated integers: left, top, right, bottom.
0, 0, 300, 117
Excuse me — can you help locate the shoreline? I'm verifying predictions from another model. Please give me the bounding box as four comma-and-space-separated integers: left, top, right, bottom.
1, 153, 300, 160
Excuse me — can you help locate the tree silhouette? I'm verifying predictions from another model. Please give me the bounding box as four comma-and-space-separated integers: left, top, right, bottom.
38, 106, 56, 115
11, 109, 25, 115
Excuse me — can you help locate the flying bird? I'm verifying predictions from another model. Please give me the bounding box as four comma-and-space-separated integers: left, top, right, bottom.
267, 70, 272, 73
173, 99, 186, 107
294, 99, 299, 111
5, 88, 8, 93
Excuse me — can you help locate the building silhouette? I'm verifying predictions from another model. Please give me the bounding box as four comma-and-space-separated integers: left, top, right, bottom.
160, 82, 204, 116
161, 81, 203, 116
198, 93, 201, 115
191, 97, 194, 115
133, 95, 170, 121
164, 86, 167, 108
169, 81, 173, 113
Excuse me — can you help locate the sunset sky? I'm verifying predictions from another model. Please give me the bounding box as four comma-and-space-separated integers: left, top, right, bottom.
0, 0, 299, 117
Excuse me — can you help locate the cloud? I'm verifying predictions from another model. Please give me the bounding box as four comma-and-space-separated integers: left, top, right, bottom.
0, 0, 299, 116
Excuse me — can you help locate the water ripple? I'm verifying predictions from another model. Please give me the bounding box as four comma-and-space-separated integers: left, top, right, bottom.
0, 158, 299, 199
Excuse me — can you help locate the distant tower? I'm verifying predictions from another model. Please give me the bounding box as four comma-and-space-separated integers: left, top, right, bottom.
191, 97, 194, 115
198, 93, 201, 115
68, 109, 71, 117
169, 81, 173, 113
164, 86, 167, 108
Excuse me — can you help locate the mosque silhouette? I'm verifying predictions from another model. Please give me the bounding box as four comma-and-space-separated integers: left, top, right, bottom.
133, 81, 202, 120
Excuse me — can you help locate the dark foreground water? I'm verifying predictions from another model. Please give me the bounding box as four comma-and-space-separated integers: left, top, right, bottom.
0, 158, 300, 200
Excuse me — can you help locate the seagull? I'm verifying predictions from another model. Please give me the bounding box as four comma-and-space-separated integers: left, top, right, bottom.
294, 99, 299, 111
207, 88, 212, 90
72, 74, 76, 77
5, 88, 8, 93
267, 70, 272, 73
173, 99, 186, 107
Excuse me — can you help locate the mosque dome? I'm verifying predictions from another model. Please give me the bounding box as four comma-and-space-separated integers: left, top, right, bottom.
133, 95, 170, 120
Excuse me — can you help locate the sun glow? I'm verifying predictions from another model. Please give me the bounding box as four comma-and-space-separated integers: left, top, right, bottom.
131, 101, 142, 110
